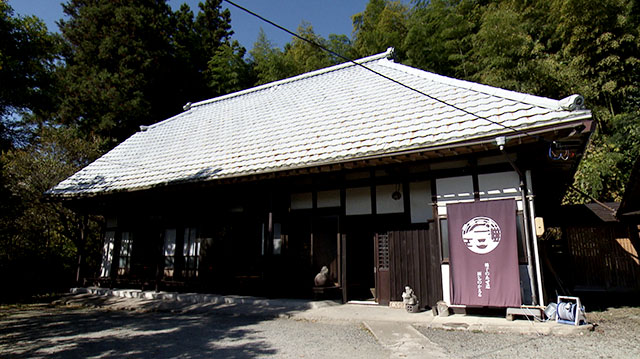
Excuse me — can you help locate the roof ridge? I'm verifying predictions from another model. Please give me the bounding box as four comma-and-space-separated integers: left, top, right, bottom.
146, 49, 394, 131
379, 60, 566, 110
192, 49, 393, 108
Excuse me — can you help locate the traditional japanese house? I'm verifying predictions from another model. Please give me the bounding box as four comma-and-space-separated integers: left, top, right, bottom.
50, 49, 593, 310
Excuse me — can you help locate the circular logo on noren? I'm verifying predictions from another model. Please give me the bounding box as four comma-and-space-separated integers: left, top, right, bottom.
461, 216, 501, 254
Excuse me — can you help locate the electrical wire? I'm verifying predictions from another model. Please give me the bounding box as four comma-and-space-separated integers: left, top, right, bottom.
223, 0, 548, 145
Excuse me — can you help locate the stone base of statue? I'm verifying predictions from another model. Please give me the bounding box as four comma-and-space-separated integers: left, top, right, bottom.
405, 303, 420, 313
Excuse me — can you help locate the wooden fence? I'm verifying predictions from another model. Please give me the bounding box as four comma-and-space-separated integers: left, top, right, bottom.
566, 224, 640, 291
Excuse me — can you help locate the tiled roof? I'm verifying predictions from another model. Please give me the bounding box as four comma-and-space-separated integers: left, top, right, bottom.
49, 49, 592, 197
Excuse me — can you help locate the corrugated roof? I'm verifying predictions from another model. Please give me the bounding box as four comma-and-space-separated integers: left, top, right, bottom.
49, 49, 592, 197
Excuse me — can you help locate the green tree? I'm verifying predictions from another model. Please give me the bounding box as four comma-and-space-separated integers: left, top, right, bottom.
352, 0, 409, 59
0, 2, 60, 149
250, 28, 296, 84
326, 33, 354, 63
285, 22, 333, 74
56, 0, 241, 147
208, 40, 255, 95
171, 3, 209, 107
404, 0, 479, 78
250, 24, 353, 85
551, 0, 640, 202
404, 0, 640, 202
470, 3, 541, 92
171, 1, 252, 102
0, 126, 103, 301
57, 0, 177, 146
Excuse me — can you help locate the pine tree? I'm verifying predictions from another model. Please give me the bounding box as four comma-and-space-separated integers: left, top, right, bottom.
56, 0, 241, 147
57, 0, 177, 146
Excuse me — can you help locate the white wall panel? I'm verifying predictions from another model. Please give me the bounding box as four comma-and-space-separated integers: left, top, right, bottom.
376, 184, 404, 214
410, 181, 432, 223
436, 175, 474, 215
346, 187, 372, 215
478, 171, 520, 200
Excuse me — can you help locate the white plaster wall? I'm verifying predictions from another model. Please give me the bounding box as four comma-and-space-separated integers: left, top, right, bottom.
410, 181, 432, 223
346, 187, 372, 215
478, 171, 520, 200
436, 175, 474, 215
376, 184, 404, 214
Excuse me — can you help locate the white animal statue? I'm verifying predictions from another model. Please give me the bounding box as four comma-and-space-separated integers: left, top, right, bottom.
402, 285, 418, 305
314, 266, 330, 287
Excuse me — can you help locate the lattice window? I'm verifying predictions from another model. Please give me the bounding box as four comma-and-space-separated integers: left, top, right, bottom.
378, 233, 390, 270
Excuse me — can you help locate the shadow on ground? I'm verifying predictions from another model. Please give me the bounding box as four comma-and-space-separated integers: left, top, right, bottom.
0, 296, 303, 359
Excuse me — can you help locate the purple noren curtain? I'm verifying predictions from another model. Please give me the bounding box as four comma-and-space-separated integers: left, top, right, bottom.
447, 199, 521, 307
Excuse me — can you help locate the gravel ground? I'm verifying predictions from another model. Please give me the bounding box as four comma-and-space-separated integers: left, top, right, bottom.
0, 304, 388, 359
3, 301, 639, 359
416, 306, 640, 359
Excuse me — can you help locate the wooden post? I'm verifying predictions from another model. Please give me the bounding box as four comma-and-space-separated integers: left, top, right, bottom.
155, 230, 163, 292
341, 233, 347, 303
75, 214, 87, 285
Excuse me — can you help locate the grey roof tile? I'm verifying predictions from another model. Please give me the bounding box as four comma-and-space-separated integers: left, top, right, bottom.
50, 50, 591, 196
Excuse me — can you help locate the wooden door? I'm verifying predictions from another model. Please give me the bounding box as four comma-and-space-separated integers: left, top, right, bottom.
375, 233, 391, 305
388, 228, 443, 308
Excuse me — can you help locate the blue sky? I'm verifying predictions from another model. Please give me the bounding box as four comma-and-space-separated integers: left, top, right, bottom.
7, 0, 373, 50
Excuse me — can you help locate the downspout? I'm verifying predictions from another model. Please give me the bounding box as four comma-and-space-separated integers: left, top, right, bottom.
526, 170, 545, 306
497, 137, 539, 305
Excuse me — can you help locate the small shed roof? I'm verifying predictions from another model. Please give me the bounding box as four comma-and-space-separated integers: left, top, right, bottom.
50, 49, 591, 197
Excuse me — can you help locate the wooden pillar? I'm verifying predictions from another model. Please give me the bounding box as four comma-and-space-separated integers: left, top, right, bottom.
75, 214, 87, 285
341, 233, 348, 303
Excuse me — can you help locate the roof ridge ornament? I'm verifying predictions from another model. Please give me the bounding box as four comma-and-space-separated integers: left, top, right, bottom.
559, 94, 585, 111
385, 47, 396, 61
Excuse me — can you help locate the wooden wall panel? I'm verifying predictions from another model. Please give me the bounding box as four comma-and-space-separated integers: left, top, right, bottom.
388, 227, 443, 308
566, 225, 640, 291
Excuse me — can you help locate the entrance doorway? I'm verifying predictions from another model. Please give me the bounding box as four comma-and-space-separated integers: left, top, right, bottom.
312, 216, 340, 286
345, 217, 375, 302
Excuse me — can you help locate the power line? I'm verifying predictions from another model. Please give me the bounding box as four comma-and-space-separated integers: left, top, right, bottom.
223, 0, 546, 144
